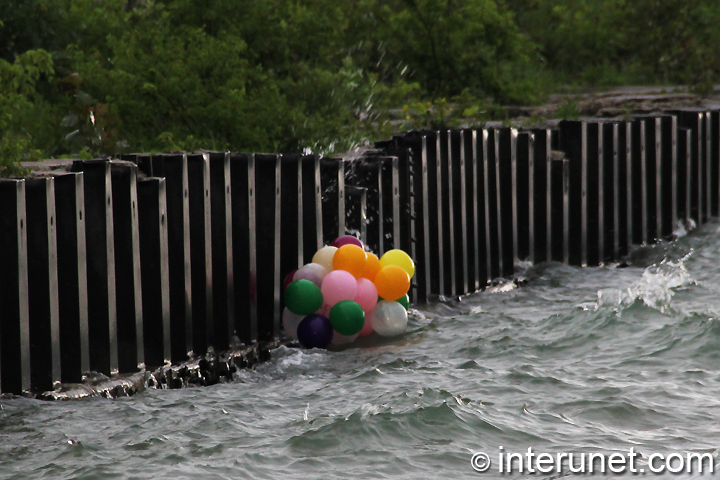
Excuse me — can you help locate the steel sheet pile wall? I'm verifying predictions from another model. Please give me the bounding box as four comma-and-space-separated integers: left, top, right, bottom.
0, 109, 719, 396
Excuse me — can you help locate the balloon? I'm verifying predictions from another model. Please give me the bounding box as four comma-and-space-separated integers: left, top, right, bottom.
331, 235, 363, 249
283, 270, 297, 292
378, 293, 410, 311
357, 318, 374, 337
312, 246, 337, 272
282, 307, 305, 339
362, 252, 381, 281
284, 279, 324, 315
369, 300, 408, 337
331, 330, 358, 345
397, 294, 410, 311
354, 278, 378, 312
297, 314, 334, 349
379, 249, 415, 278
321, 270, 358, 306
333, 245, 367, 278
294, 263, 328, 287
329, 300, 365, 336
373, 265, 410, 301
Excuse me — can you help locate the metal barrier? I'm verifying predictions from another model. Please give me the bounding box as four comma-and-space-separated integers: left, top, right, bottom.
0, 109, 719, 396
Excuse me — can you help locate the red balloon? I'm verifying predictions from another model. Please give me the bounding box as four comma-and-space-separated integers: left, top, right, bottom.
283, 270, 297, 291
331, 235, 363, 249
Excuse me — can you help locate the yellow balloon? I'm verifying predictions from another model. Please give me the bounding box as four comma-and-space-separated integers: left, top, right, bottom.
312, 246, 337, 272
379, 249, 415, 278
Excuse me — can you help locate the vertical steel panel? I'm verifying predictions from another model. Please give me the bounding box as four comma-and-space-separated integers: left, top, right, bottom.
110, 162, 144, 373
315, 156, 323, 250
581, 122, 588, 266
626, 123, 634, 249
471, 131, 480, 290
655, 118, 663, 240
73, 160, 119, 375
511, 129, 519, 267
25, 177, 61, 392
338, 161, 346, 237
137, 178, 171, 368
483, 129, 497, 279
392, 156, 401, 250
186, 154, 213, 354
563, 156, 569, 265
0, 180, 30, 394
54, 173, 89, 383
422, 137, 432, 300
435, 132, 444, 293
671, 117, 679, 229
209, 152, 234, 352
527, 133, 535, 264
546, 130, 553, 263
459, 131, 469, 294
274, 155, 282, 338
248, 154, 258, 341
229, 153, 254, 343
445, 132, 457, 296
597, 124, 605, 264
706, 112, 712, 221
613, 124, 620, 259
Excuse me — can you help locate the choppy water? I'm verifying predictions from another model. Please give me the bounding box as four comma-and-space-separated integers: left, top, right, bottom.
4, 224, 720, 479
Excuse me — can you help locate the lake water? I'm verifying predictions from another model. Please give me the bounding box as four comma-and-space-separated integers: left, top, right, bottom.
3, 222, 720, 479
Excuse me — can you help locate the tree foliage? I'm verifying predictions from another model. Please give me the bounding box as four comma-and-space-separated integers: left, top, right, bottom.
0, 0, 719, 169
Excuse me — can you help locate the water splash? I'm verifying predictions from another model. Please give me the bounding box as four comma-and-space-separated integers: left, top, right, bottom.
595, 254, 694, 313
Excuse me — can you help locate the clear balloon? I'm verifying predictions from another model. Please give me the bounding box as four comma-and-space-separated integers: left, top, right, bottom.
380, 249, 415, 278
312, 246, 337, 272
321, 270, 358, 306
282, 307, 305, 340
354, 278, 378, 312
297, 314, 334, 349
333, 244, 367, 278
294, 262, 328, 287
369, 300, 408, 336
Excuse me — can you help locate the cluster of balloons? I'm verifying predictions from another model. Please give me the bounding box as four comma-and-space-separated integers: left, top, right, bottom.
283, 235, 415, 349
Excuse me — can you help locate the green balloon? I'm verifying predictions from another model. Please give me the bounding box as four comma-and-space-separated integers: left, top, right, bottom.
284, 279, 323, 315
379, 294, 409, 311
397, 294, 410, 311
329, 300, 365, 336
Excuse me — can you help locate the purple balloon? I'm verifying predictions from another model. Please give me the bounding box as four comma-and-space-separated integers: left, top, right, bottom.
297, 314, 334, 349
331, 235, 363, 249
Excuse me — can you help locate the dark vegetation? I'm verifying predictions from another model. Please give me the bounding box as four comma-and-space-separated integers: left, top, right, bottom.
1, 0, 719, 174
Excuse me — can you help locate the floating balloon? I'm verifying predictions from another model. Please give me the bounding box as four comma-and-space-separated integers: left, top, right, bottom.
363, 252, 381, 281
369, 300, 408, 337
379, 249, 415, 278
331, 235, 363, 249
397, 294, 410, 311
354, 278, 378, 313
282, 307, 305, 339
312, 246, 337, 272
357, 318, 374, 337
297, 314, 334, 349
333, 244, 367, 278
329, 300, 365, 336
284, 279, 324, 315
283, 270, 297, 292
330, 330, 359, 345
294, 263, 328, 287
321, 270, 358, 306
374, 265, 410, 301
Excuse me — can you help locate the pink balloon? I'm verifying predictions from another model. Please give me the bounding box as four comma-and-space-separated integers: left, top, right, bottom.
358, 317, 374, 337
354, 278, 378, 312
331, 235, 363, 249
320, 270, 358, 306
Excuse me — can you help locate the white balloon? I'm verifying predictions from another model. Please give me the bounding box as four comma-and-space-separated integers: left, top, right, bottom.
330, 330, 358, 345
282, 307, 305, 340
312, 246, 337, 272
294, 262, 328, 287
369, 300, 408, 336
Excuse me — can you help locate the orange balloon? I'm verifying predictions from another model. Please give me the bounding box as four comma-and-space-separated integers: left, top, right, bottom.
332, 244, 368, 278
373, 265, 410, 301
363, 252, 381, 281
